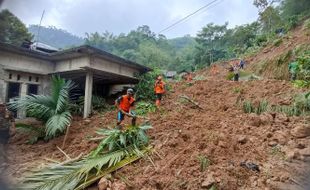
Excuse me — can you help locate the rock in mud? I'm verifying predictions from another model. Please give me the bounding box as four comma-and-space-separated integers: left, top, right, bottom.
201, 174, 216, 188
248, 113, 261, 127
286, 149, 301, 161
237, 135, 248, 144
112, 180, 126, 190
291, 125, 310, 138
260, 113, 274, 125
299, 147, 310, 157
98, 177, 110, 190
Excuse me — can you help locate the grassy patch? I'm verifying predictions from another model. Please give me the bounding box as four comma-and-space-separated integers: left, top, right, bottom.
242, 99, 269, 115
197, 155, 211, 172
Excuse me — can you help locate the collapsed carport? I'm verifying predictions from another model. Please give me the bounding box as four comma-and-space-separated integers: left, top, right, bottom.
49, 45, 150, 118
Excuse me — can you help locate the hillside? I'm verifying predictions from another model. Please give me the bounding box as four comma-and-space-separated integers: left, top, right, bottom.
246, 21, 310, 80
28, 25, 84, 49
3, 18, 310, 190
5, 24, 310, 190
168, 35, 197, 51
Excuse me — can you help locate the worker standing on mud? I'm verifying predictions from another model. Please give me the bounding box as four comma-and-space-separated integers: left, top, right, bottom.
233, 63, 240, 81
115, 89, 136, 129
154, 75, 166, 107
288, 61, 298, 80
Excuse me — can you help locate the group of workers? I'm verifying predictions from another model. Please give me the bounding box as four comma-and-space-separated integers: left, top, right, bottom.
115, 75, 166, 128
229, 59, 245, 81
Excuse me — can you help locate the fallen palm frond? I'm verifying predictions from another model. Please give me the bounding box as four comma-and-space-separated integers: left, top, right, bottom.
20, 125, 152, 190
90, 125, 152, 157
179, 95, 204, 110
20, 147, 150, 190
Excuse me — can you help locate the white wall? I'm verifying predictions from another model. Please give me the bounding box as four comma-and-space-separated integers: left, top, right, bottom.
91, 57, 137, 78
0, 51, 54, 74
54, 56, 90, 73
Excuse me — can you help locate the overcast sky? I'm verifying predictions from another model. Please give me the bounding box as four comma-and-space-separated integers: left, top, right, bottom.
1, 0, 259, 38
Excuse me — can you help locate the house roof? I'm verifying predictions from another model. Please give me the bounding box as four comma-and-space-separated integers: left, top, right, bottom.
0, 42, 151, 72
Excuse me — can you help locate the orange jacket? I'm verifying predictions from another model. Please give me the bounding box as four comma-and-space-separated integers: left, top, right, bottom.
117, 95, 135, 112
154, 80, 165, 94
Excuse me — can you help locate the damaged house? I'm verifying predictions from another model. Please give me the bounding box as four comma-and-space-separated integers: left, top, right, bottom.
0, 42, 150, 118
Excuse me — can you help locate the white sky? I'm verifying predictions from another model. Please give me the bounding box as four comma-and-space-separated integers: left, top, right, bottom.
1, 0, 259, 38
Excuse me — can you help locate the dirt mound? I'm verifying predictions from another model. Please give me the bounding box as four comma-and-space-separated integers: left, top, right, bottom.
112, 77, 309, 190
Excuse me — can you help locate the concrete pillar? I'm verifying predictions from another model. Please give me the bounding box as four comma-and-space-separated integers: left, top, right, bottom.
83, 71, 93, 118
18, 83, 27, 118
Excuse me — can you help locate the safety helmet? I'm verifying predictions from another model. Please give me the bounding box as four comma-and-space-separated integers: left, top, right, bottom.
127, 88, 134, 95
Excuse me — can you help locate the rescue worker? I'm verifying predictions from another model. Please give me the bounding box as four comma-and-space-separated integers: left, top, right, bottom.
233, 63, 240, 81
115, 89, 136, 129
154, 75, 166, 107
239, 59, 245, 69
288, 61, 298, 81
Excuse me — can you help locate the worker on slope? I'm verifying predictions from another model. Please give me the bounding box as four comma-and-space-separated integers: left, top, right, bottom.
115, 88, 136, 129
154, 75, 166, 107
288, 61, 299, 81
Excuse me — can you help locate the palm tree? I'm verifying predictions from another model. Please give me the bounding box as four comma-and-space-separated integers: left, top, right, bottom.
9, 75, 75, 140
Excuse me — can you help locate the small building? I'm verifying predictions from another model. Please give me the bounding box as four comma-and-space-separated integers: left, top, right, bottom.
0, 43, 150, 118
165, 71, 177, 79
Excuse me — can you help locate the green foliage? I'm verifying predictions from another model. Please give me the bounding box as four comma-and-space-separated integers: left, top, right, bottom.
69, 95, 114, 115
9, 76, 75, 140
273, 38, 283, 47
28, 25, 84, 49
197, 155, 211, 172
135, 101, 156, 116
292, 80, 310, 88
91, 125, 152, 157
84, 25, 196, 71
21, 148, 149, 190
0, 9, 33, 45
20, 124, 152, 190
272, 92, 310, 116
134, 69, 162, 101
242, 99, 269, 114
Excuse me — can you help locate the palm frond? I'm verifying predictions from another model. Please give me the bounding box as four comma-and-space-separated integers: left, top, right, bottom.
45, 111, 72, 138
21, 148, 150, 190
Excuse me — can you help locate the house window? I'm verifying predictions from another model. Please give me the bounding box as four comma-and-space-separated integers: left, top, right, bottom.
29, 76, 32, 81
35, 77, 39, 82
9, 73, 12, 79
17, 74, 21, 81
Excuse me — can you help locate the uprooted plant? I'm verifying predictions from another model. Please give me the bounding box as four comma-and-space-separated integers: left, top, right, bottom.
20, 125, 152, 190
9, 76, 75, 141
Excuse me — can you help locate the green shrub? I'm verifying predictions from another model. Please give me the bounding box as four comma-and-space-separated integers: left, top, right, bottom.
135, 69, 162, 101
197, 155, 211, 172
273, 38, 283, 47
135, 101, 156, 116
242, 99, 269, 114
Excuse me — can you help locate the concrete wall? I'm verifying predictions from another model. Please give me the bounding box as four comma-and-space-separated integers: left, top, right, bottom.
54, 56, 90, 73
0, 52, 53, 103
0, 51, 54, 74
91, 56, 137, 78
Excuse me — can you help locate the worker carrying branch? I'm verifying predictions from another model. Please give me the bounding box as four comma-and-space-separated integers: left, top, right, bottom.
154, 75, 166, 107
115, 88, 136, 129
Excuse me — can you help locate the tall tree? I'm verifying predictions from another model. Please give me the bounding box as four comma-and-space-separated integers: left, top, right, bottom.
0, 9, 33, 45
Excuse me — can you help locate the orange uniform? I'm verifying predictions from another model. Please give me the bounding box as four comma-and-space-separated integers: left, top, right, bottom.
154, 78, 165, 107
154, 80, 165, 94
118, 95, 135, 112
